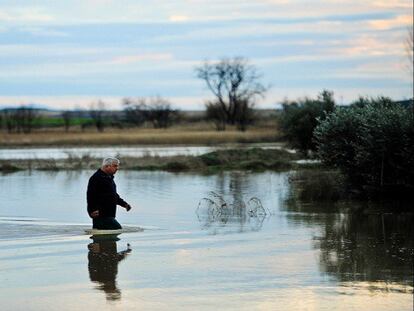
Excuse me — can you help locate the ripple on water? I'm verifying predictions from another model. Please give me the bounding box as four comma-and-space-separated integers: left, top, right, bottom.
0, 217, 144, 240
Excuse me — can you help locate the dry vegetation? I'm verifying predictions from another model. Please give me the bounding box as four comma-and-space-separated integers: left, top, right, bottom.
0, 119, 287, 172
0, 147, 298, 172
0, 122, 280, 147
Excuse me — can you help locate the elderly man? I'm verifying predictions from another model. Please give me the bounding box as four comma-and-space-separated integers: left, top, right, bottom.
87, 157, 132, 230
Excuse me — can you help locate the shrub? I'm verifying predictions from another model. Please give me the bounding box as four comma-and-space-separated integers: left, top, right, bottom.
198, 148, 297, 170
0, 162, 21, 172
163, 161, 190, 172
198, 152, 222, 166
314, 97, 414, 197
278, 90, 335, 155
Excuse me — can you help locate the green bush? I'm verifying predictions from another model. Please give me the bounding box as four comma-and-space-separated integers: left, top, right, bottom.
314, 97, 414, 197
198, 148, 297, 170
0, 162, 21, 172
278, 90, 335, 155
163, 161, 190, 172
198, 152, 222, 166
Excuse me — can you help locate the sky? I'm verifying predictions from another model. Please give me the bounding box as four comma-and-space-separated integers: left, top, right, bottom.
0, 0, 412, 110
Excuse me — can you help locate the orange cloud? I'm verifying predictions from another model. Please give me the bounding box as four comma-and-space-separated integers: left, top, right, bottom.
169, 15, 189, 22
369, 14, 413, 30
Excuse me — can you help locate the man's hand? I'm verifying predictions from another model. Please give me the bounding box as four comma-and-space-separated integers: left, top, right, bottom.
90, 210, 99, 218
125, 204, 132, 212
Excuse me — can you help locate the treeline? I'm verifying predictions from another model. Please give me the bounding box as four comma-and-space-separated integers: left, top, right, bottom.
0, 106, 39, 134
279, 90, 414, 198
0, 57, 270, 133
0, 97, 181, 133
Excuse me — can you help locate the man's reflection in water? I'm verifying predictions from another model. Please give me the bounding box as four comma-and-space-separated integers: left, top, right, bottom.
87, 234, 131, 301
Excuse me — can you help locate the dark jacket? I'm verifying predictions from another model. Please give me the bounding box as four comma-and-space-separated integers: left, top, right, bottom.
87, 169, 128, 218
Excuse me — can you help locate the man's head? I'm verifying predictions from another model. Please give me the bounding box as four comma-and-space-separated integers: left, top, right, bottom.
101, 157, 120, 175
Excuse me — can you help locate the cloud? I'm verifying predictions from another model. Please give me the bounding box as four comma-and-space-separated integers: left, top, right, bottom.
329, 33, 406, 58
0, 7, 54, 23
0, 1, 412, 109
0, 1, 411, 25
372, 0, 413, 9
169, 15, 190, 22
110, 53, 174, 65
19, 26, 69, 37
0, 44, 105, 58
331, 61, 408, 80
369, 14, 413, 30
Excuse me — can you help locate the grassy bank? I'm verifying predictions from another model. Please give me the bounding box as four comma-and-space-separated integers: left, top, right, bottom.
0, 148, 300, 173
0, 124, 280, 147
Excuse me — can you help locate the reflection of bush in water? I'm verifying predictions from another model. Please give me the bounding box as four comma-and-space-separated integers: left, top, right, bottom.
315, 212, 414, 291
283, 193, 414, 291
196, 192, 269, 231
288, 169, 348, 202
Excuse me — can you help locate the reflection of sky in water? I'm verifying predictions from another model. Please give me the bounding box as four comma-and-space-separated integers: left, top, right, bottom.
0, 146, 214, 159
0, 170, 290, 230
0, 170, 412, 310
0, 143, 288, 160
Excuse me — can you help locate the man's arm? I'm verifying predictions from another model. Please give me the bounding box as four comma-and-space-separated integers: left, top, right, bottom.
87, 176, 100, 217
116, 194, 132, 211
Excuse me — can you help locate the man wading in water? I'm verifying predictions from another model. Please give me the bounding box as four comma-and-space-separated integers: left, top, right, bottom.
87, 157, 132, 229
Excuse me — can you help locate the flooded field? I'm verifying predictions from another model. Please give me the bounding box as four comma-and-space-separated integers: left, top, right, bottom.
0, 170, 412, 310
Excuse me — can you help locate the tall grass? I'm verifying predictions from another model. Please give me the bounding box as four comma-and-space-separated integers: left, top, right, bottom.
0, 126, 280, 147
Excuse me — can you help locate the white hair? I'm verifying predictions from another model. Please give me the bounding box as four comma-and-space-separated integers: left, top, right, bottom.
102, 157, 120, 167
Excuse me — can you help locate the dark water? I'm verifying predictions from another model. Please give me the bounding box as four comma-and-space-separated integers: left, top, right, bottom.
0, 170, 412, 310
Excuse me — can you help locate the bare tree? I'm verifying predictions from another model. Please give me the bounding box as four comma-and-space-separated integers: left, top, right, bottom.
0, 110, 7, 132
123, 97, 147, 126
205, 101, 227, 131
61, 110, 73, 132
196, 57, 267, 131
2, 109, 15, 133
89, 100, 106, 132
235, 98, 255, 132
123, 96, 179, 129
145, 96, 179, 129
3, 106, 38, 133
23, 107, 38, 133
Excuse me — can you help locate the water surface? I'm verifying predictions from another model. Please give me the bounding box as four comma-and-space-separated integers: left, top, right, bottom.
0, 143, 289, 160
0, 170, 412, 311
